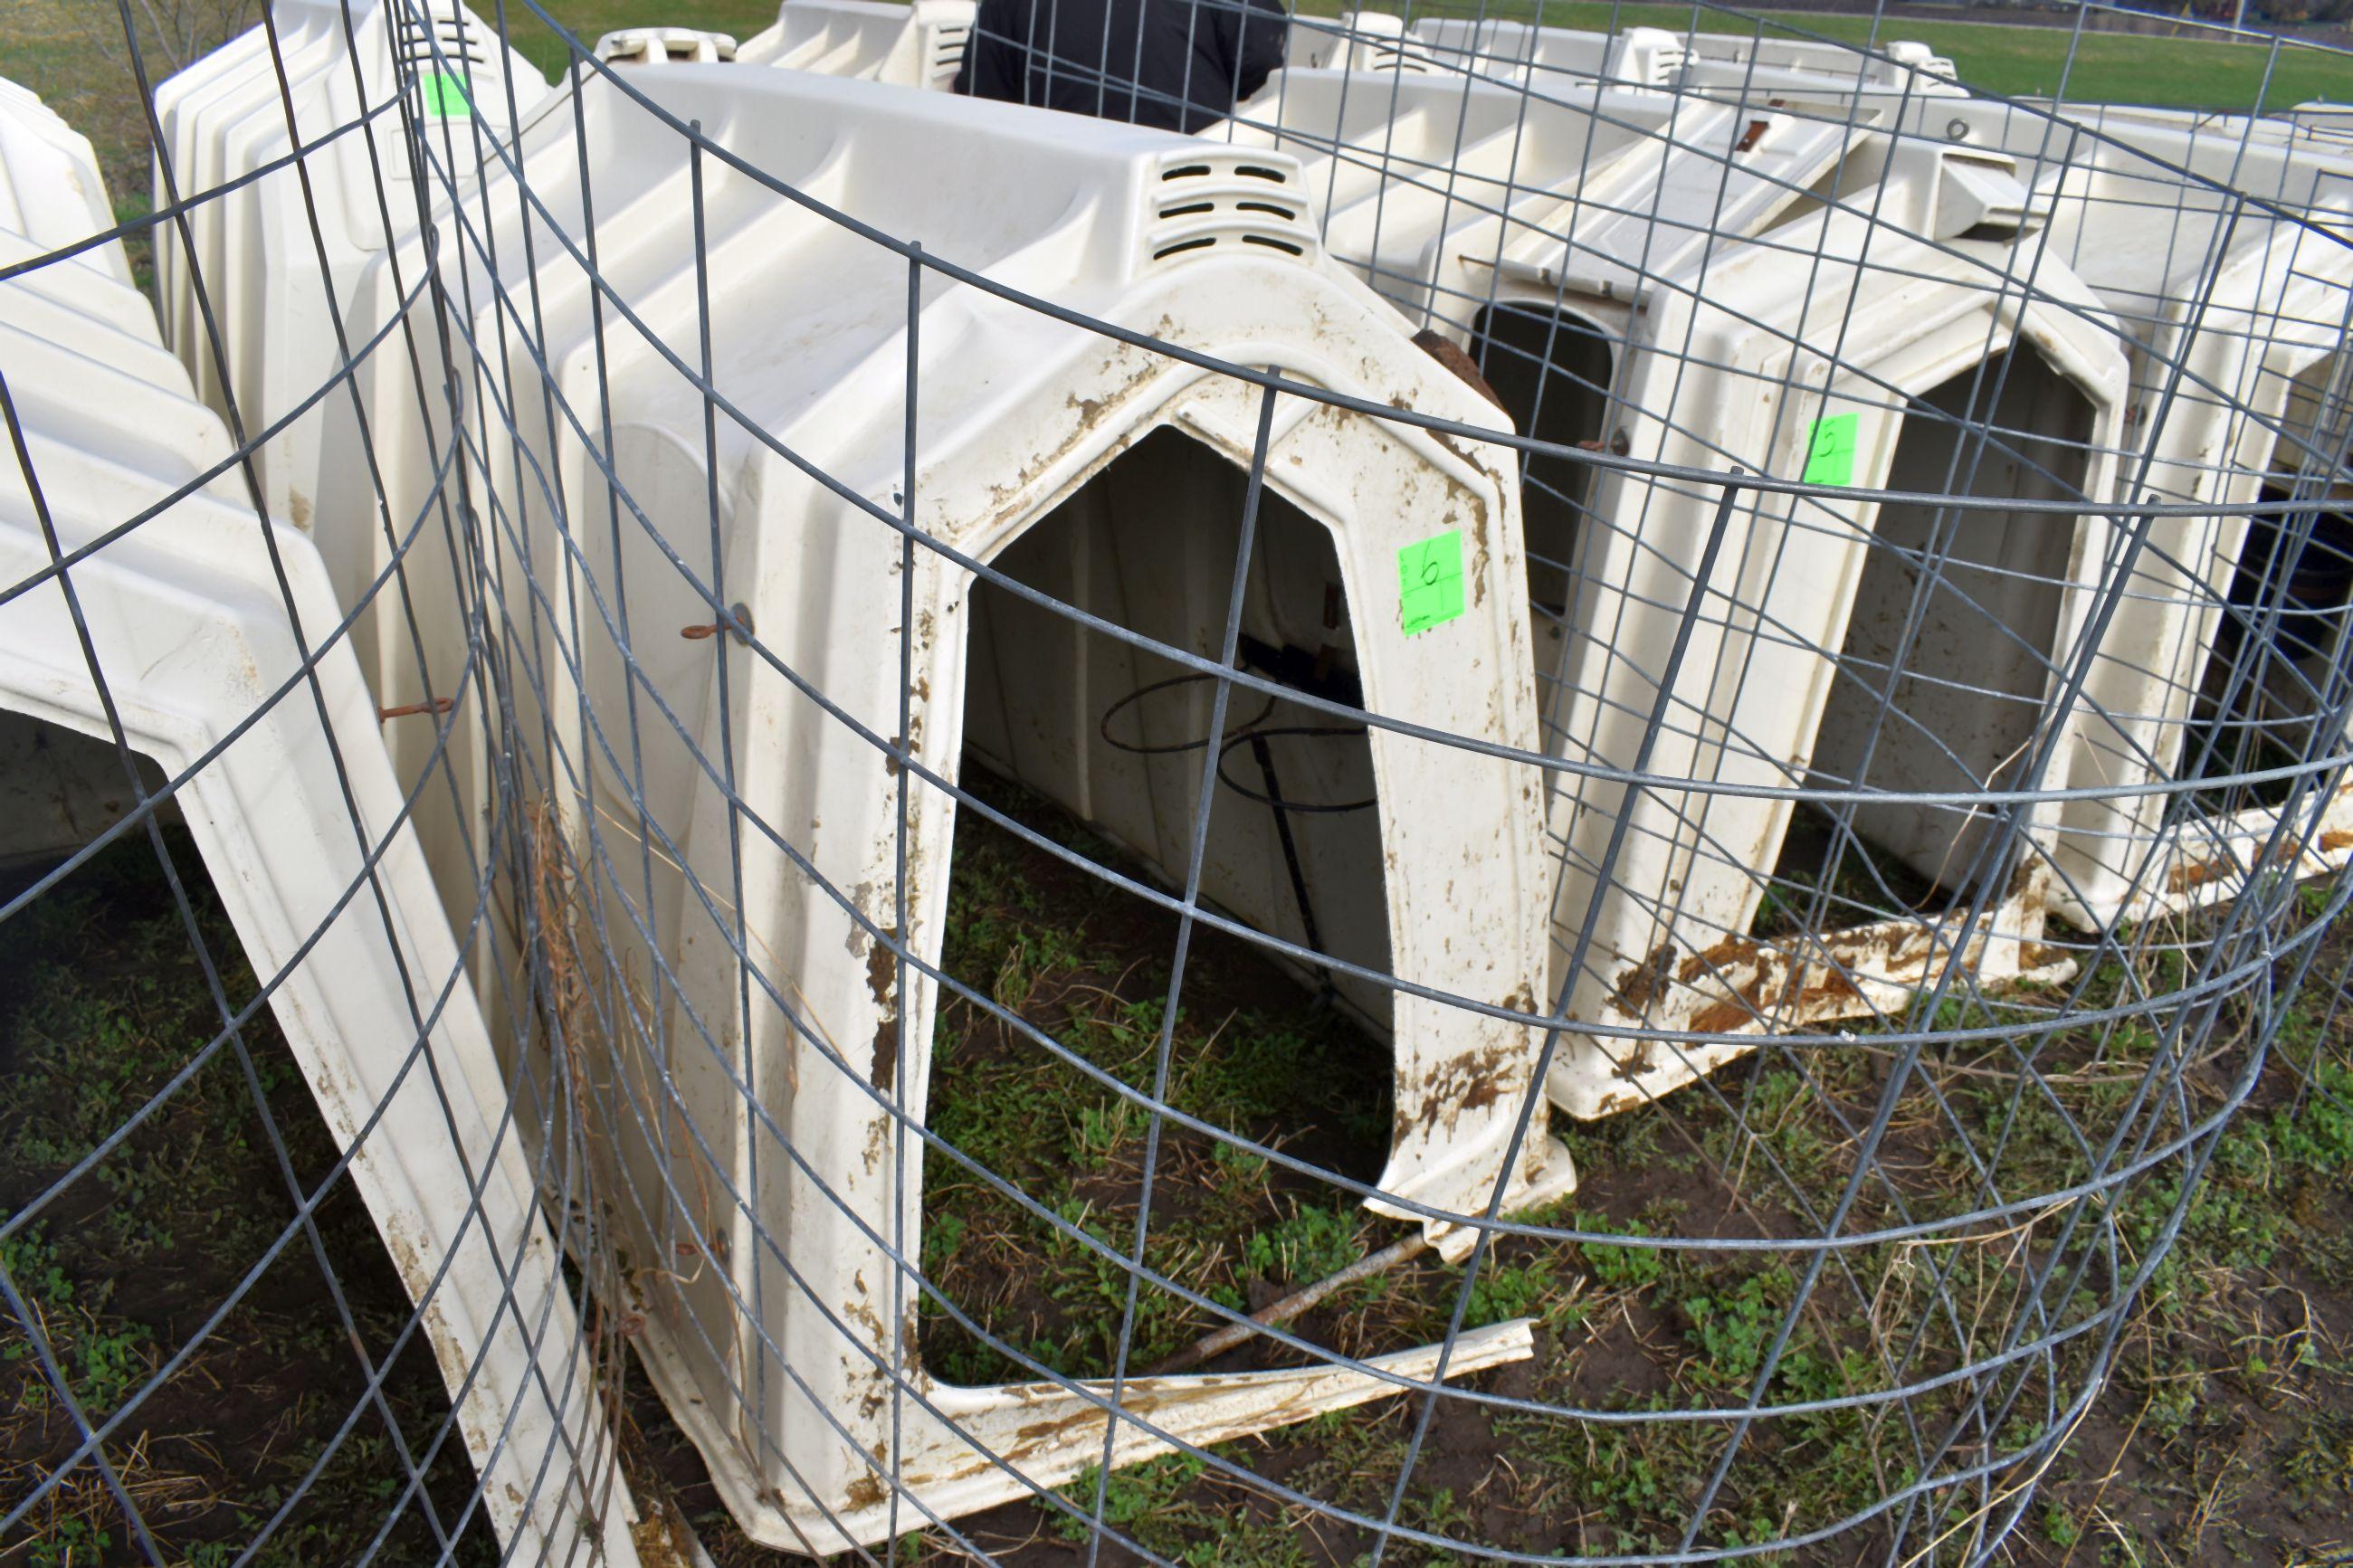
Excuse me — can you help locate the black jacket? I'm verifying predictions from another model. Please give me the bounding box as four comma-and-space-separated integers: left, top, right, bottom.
953, 0, 1288, 134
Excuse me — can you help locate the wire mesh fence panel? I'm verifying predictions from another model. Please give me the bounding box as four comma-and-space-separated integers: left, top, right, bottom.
3, 2, 2353, 1564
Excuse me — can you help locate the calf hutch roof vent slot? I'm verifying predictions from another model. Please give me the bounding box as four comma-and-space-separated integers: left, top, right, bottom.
393, 12, 492, 69
0, 73, 645, 1568
1369, 43, 1436, 74
1642, 37, 1695, 87
926, 18, 973, 84
1144, 149, 1319, 267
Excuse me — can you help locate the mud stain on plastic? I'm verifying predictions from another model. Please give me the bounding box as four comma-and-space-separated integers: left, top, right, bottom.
867, 933, 899, 1091
1609, 941, 1677, 1015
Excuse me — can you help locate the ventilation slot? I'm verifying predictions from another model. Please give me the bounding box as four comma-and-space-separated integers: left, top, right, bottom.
1147, 157, 1316, 271
929, 22, 971, 79
1367, 45, 1433, 74
395, 18, 492, 71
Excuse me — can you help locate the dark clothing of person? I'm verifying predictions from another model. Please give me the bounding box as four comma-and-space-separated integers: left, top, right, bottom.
953, 0, 1288, 134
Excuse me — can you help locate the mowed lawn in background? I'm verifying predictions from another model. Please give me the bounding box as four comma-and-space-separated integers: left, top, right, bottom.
1302, 0, 2353, 106
499, 0, 2353, 106
8, 0, 2352, 182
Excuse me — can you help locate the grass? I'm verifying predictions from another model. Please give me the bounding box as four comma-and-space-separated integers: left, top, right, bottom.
616, 773, 2353, 1567
0, 831, 496, 1565
908, 773, 1397, 1387
1310, 1, 2353, 107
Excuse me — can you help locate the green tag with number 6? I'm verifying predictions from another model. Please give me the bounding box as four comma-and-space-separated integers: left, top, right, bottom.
1398, 529, 1465, 636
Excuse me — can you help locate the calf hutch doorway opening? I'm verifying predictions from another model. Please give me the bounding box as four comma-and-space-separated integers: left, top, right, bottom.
2201, 355, 2353, 786
963, 427, 1393, 1017
1472, 304, 1615, 615
1806, 344, 2097, 898
928, 426, 1407, 1383
0, 711, 175, 870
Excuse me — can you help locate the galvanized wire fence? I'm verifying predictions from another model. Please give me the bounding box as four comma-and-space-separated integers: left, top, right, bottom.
4, 0, 2353, 1562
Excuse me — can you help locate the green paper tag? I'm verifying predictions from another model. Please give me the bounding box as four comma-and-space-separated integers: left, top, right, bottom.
1398, 529, 1466, 636
1801, 412, 1859, 486
420, 71, 472, 120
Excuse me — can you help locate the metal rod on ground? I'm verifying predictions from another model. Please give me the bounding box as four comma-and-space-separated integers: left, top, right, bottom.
1145, 1232, 1432, 1376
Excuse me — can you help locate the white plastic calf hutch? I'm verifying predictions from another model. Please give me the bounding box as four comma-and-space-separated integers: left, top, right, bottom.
2288, 102, 2353, 145
1863, 98, 2353, 928
0, 89, 176, 378
736, 0, 977, 88
1536, 138, 2128, 1116
0, 78, 645, 1568
1212, 66, 1861, 333
150, 0, 562, 975
424, 64, 1572, 1549
0, 83, 134, 289
1961, 106, 2353, 927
